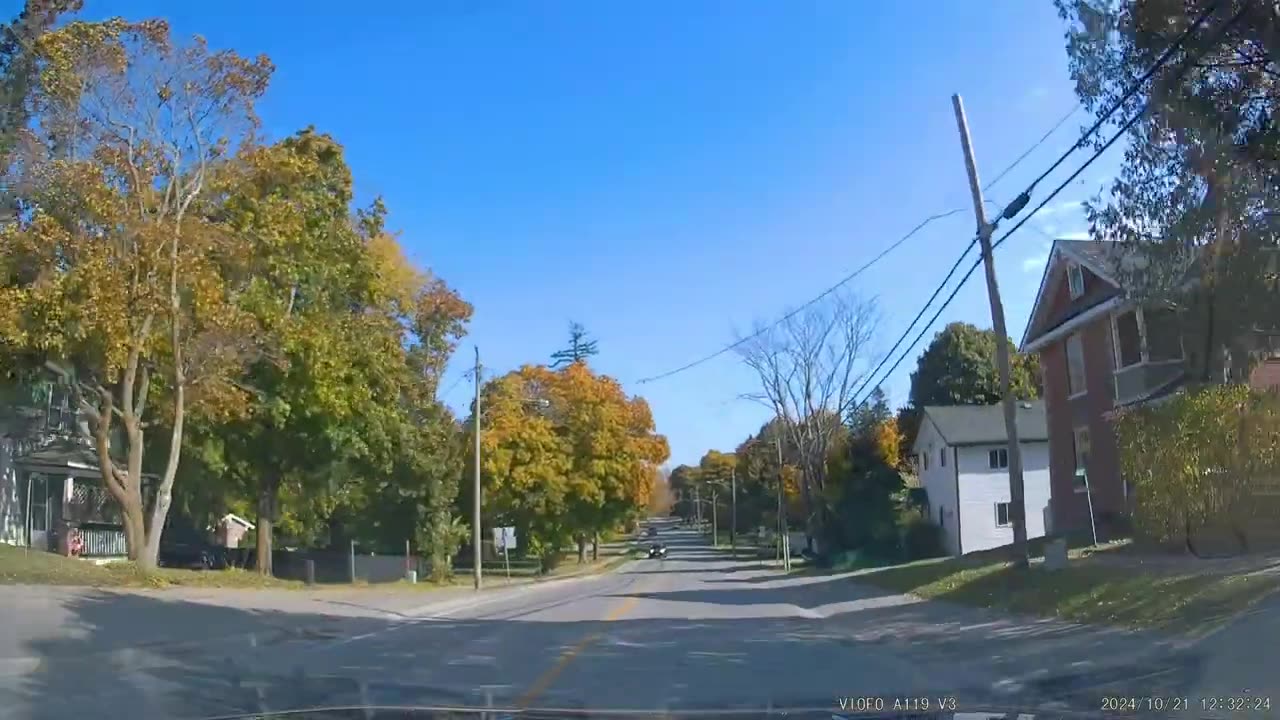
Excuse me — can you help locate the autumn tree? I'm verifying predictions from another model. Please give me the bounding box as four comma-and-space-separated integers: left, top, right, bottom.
696, 449, 736, 535
550, 321, 599, 368
1057, 0, 1280, 382
736, 291, 879, 551
0, 18, 272, 567
0, 1, 82, 217
474, 362, 668, 569
824, 387, 906, 555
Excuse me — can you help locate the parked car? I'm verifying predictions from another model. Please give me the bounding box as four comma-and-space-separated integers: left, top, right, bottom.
648, 543, 667, 559
158, 524, 227, 570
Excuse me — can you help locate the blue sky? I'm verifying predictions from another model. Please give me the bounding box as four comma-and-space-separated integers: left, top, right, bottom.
73, 1, 1120, 467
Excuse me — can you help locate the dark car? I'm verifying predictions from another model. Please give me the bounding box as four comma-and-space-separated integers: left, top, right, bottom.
645, 526, 658, 537
158, 523, 227, 570
648, 543, 667, 559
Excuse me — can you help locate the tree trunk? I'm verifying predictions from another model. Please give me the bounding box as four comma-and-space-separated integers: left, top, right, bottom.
591, 533, 599, 562
576, 534, 587, 564
257, 474, 279, 576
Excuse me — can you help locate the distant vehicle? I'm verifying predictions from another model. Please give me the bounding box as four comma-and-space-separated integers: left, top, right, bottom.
648, 543, 667, 559
645, 527, 658, 537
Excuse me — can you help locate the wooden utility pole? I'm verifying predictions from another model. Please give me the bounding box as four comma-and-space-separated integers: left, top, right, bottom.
472, 346, 483, 589
951, 94, 1029, 568
729, 466, 737, 554
775, 434, 791, 571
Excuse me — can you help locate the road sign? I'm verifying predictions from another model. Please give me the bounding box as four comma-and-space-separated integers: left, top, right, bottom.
492, 526, 516, 550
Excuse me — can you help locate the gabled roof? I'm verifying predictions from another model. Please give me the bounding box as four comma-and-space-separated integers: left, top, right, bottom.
1020, 238, 1135, 351
920, 401, 1048, 446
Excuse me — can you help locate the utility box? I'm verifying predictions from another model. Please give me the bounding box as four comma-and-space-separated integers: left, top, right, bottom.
1043, 537, 1068, 571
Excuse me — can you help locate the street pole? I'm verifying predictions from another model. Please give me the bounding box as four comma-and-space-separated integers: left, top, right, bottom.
472, 345, 483, 590
776, 434, 790, 571
951, 94, 1029, 569
694, 485, 701, 528
711, 490, 718, 546
730, 466, 737, 555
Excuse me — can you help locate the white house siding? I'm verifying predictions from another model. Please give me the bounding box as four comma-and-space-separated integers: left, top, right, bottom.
912, 418, 961, 556
955, 442, 1052, 554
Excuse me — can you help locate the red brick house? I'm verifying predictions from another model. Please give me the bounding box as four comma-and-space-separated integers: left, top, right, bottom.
1019, 239, 1280, 539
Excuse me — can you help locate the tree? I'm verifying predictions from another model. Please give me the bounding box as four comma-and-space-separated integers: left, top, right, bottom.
0, 18, 273, 568
473, 362, 668, 569
550, 321, 599, 368
824, 387, 906, 555
697, 449, 736, 534
0, 1, 83, 217
1056, 0, 1280, 382
736, 291, 879, 550
899, 322, 1039, 456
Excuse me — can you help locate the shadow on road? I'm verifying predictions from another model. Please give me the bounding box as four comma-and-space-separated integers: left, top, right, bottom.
1, 554, 1230, 720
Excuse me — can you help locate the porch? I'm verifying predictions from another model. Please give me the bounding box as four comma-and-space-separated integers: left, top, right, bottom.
4, 439, 132, 558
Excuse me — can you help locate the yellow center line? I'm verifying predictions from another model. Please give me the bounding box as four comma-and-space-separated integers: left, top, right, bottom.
513, 583, 644, 708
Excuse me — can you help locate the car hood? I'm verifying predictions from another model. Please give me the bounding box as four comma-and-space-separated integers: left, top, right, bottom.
196, 705, 1104, 719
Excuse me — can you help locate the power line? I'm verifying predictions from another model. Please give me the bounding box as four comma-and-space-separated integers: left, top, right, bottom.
634, 208, 968, 384
633, 0, 1224, 389
1020, 1, 1222, 197
982, 103, 1080, 193
849, 2, 1244, 410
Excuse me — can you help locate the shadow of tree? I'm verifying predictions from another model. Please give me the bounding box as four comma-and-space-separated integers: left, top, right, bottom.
0, 555, 1236, 720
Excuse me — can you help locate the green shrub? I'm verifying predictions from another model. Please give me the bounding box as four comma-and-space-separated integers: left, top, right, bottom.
1115, 385, 1280, 548
899, 510, 945, 560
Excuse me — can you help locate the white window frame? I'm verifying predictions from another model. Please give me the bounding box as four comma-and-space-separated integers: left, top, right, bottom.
988, 448, 1008, 469
995, 502, 1012, 527
1073, 426, 1091, 494
1111, 308, 1145, 370
1066, 332, 1087, 398
1067, 262, 1085, 299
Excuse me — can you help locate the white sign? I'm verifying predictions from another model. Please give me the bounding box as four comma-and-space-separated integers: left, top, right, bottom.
492, 526, 516, 550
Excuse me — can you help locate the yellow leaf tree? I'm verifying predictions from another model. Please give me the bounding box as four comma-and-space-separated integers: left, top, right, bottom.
0, 17, 272, 567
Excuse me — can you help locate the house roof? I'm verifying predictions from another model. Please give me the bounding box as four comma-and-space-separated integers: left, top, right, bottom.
13, 438, 100, 471
1020, 238, 1136, 351
220, 513, 256, 530
921, 400, 1048, 446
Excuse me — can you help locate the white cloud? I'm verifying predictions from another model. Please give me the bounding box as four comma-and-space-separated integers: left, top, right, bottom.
1022, 254, 1049, 273
1037, 200, 1084, 219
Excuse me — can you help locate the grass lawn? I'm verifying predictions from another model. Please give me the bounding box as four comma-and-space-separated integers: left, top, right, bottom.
1, 540, 642, 590
855, 551, 1280, 634
0, 544, 301, 589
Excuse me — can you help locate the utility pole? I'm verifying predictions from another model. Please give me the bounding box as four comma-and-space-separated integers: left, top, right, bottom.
729, 466, 737, 555
951, 94, 1029, 569
472, 346, 483, 590
694, 485, 701, 528
775, 434, 790, 571
711, 489, 718, 546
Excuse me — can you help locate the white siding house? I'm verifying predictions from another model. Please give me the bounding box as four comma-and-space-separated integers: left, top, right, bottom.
911, 401, 1051, 556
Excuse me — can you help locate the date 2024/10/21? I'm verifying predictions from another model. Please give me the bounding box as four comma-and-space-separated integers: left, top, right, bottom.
1102, 695, 1273, 713
836, 696, 959, 713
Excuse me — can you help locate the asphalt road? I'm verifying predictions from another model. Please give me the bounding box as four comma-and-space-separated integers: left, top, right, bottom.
0, 520, 1216, 719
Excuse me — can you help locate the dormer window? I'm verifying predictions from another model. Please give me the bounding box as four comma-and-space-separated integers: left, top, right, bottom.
1067, 262, 1085, 299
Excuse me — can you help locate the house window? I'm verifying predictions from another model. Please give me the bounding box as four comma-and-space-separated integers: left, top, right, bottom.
1113, 311, 1142, 368
922, 449, 929, 471
1144, 308, 1182, 361
940, 448, 947, 467
995, 502, 1011, 527
1073, 426, 1091, 493
988, 448, 1008, 469
1067, 263, 1085, 299
1066, 332, 1086, 396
